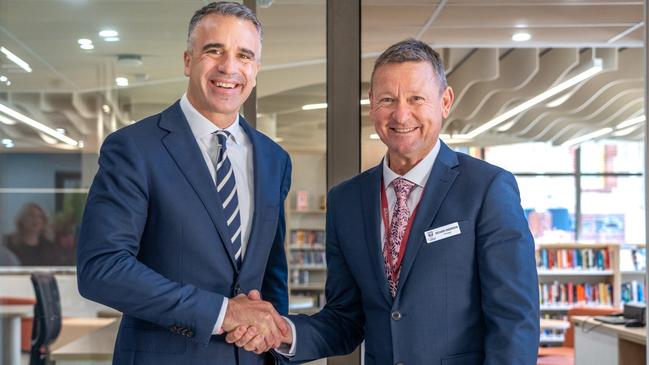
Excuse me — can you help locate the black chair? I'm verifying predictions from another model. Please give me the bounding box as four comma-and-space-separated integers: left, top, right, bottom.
29, 272, 62, 365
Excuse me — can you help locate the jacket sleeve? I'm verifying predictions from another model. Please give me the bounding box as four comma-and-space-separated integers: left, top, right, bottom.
261, 154, 292, 315
76, 130, 224, 346
286, 186, 366, 363
477, 170, 540, 365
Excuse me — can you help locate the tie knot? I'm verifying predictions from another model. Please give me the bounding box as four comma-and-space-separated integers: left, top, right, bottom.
215, 130, 231, 147
392, 178, 415, 199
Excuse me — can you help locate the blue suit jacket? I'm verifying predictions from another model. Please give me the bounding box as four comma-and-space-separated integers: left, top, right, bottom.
77, 101, 291, 365
288, 142, 539, 365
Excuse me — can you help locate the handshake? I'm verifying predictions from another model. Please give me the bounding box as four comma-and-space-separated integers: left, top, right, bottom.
222, 290, 293, 354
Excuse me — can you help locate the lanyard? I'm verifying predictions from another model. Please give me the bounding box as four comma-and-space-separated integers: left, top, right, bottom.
380, 177, 419, 281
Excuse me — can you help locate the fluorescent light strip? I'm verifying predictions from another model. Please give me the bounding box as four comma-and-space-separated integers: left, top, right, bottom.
615, 115, 645, 129
302, 103, 327, 111
612, 125, 641, 137
465, 59, 603, 139
562, 127, 612, 148
0, 103, 78, 146
0, 46, 32, 73
545, 92, 573, 108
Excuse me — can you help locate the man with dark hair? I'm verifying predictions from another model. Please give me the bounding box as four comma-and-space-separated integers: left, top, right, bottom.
77, 2, 290, 364
231, 38, 540, 364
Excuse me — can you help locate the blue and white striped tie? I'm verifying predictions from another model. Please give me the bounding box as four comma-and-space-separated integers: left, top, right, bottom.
214, 130, 242, 268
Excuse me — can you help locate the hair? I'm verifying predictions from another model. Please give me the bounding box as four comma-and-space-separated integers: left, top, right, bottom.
371, 38, 448, 92
187, 1, 263, 51
14, 202, 51, 240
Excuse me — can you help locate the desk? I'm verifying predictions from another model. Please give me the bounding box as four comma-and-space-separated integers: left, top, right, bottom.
572, 316, 646, 365
51, 319, 120, 365
0, 304, 32, 365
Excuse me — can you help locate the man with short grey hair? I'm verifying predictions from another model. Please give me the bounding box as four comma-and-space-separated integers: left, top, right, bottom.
77, 2, 291, 364
231, 38, 540, 365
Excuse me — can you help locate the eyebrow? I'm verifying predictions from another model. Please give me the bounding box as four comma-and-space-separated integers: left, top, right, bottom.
201, 43, 256, 60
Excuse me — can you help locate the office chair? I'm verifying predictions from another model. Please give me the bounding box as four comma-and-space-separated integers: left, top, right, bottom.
29, 272, 62, 365
537, 306, 618, 365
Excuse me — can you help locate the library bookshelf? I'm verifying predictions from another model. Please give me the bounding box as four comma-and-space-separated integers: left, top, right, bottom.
536, 242, 621, 345
285, 205, 327, 313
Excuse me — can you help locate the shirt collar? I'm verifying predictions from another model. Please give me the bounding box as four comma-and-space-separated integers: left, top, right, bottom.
382, 139, 441, 190
180, 93, 244, 144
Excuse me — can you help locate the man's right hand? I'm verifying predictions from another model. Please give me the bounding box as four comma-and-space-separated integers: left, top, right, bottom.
222, 290, 289, 350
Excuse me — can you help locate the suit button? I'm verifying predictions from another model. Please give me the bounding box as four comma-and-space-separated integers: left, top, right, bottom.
391, 311, 402, 321
233, 284, 241, 295
186, 330, 194, 337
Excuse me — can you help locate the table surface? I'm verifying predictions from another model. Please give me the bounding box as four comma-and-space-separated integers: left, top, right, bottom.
572, 315, 647, 345
51, 318, 120, 361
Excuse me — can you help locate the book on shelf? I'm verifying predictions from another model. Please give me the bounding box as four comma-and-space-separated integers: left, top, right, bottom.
292, 269, 310, 285
289, 251, 326, 266
621, 280, 646, 303
537, 247, 610, 271
290, 229, 325, 246
539, 281, 613, 307
620, 246, 646, 272
296, 190, 309, 211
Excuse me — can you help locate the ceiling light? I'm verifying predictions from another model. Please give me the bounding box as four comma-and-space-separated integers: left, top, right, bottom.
80, 44, 94, 50
512, 32, 532, 42
78, 140, 85, 148
5, 81, 10, 86
615, 115, 645, 129
0, 76, 6, 82
612, 125, 641, 137
562, 127, 613, 148
77, 38, 92, 45
302, 103, 327, 111
1, 138, 12, 145
56, 128, 66, 135
464, 58, 603, 139
104, 37, 120, 42
102, 104, 111, 113
361, 99, 370, 105
496, 120, 516, 132
0, 47, 32, 73
0, 115, 17, 125
99, 30, 118, 38
0, 102, 79, 146
4, 142, 14, 149
115, 77, 129, 87
369, 133, 380, 140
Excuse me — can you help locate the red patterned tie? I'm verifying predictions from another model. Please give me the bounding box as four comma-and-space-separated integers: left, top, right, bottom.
384, 177, 416, 297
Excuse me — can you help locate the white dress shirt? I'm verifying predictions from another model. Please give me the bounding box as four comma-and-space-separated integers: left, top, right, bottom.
380, 140, 440, 247
180, 93, 254, 334
280, 141, 442, 357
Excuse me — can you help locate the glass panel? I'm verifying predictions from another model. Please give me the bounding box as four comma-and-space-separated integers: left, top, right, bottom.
515, 176, 576, 243
580, 176, 645, 243
485, 142, 575, 174
580, 139, 644, 174
256, 1, 327, 313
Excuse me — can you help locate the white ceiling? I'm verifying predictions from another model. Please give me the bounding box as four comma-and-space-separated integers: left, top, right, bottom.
0, 0, 644, 152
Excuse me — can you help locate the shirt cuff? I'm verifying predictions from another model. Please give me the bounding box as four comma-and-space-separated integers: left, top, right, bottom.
212, 297, 229, 335
274, 316, 297, 357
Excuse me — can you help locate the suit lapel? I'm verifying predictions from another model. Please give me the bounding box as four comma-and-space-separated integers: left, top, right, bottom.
158, 102, 238, 271
237, 117, 265, 272
360, 164, 393, 304
396, 142, 459, 295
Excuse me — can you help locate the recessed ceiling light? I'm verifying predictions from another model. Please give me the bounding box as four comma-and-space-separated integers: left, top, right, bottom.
5, 142, 14, 149
78, 38, 92, 45
1, 138, 12, 145
302, 103, 327, 111
104, 37, 120, 42
115, 77, 128, 87
80, 44, 94, 50
99, 30, 119, 38
5, 81, 11, 86
512, 32, 532, 42
78, 140, 85, 148
56, 128, 66, 135
0, 76, 7, 82
102, 104, 111, 113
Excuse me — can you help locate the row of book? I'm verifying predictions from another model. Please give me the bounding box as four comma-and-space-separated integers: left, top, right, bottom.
291, 270, 325, 285
536, 248, 610, 270
290, 229, 325, 245
539, 281, 614, 306
289, 251, 326, 266
621, 280, 645, 303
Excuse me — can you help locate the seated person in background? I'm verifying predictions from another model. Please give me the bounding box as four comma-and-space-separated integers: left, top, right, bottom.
0, 242, 19, 266
3, 202, 60, 266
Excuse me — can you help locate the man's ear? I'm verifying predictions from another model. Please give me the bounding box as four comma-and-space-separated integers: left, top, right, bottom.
441, 86, 454, 118
183, 50, 191, 77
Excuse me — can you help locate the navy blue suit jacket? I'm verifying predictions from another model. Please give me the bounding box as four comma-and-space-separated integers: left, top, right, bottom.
288, 142, 539, 365
77, 101, 291, 365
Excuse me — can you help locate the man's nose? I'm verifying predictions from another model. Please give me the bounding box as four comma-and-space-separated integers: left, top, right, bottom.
217, 54, 237, 74
391, 101, 412, 123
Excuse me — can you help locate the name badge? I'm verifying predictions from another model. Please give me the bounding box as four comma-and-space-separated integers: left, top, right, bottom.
425, 222, 461, 243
